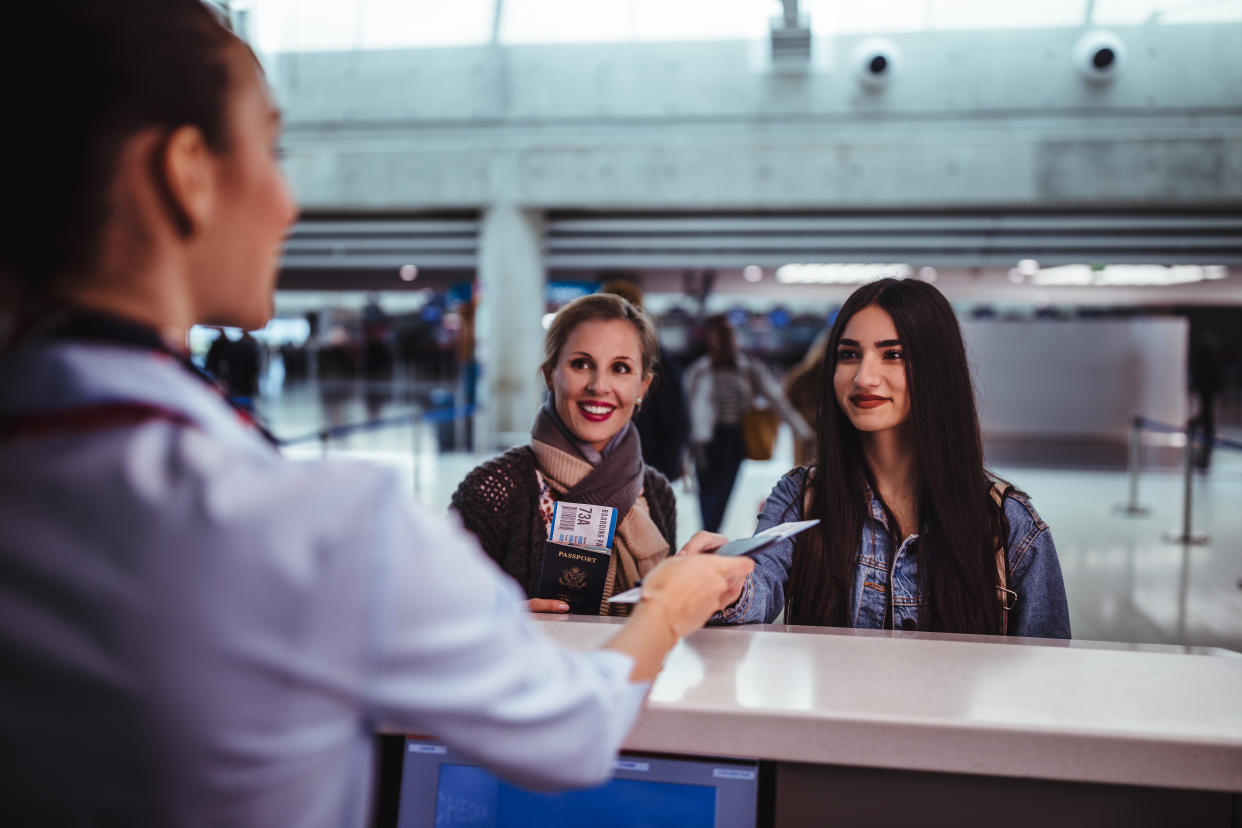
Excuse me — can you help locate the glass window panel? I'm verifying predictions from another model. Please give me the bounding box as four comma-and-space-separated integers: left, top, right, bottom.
1094, 0, 1242, 25
244, 0, 1240, 54
500, 0, 768, 44
803, 0, 930, 34
357, 0, 493, 49
250, 0, 494, 53
500, 0, 635, 44
805, 0, 1088, 34
630, 0, 770, 41
923, 0, 1086, 30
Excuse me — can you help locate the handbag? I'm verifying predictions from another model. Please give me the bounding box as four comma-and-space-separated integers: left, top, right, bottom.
740, 404, 780, 460
738, 359, 781, 461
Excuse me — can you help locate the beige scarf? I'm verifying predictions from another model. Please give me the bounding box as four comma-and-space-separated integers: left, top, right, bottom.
531, 440, 670, 615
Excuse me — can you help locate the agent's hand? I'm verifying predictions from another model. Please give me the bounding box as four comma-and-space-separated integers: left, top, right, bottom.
528, 598, 570, 614
637, 554, 754, 637
676, 531, 747, 607
676, 530, 729, 557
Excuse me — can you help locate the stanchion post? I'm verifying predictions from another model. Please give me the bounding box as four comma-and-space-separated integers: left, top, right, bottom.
1114, 415, 1150, 516
411, 413, 420, 497
320, 429, 330, 458
1164, 422, 1209, 546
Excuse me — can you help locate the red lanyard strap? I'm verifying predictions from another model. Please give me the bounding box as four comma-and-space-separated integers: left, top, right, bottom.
0, 402, 196, 442
3, 307, 278, 447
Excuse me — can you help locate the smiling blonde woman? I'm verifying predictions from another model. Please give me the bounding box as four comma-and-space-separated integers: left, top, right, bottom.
452, 293, 677, 614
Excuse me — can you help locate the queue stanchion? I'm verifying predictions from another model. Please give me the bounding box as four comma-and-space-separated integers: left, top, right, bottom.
1163, 423, 1209, 546
1114, 415, 1150, 516
410, 411, 420, 497
320, 428, 330, 457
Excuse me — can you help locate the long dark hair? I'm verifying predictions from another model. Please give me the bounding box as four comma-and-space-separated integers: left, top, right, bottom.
0, 0, 239, 304
786, 278, 1008, 634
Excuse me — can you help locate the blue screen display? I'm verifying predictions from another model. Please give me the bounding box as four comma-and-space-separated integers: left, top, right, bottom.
433, 764, 716, 828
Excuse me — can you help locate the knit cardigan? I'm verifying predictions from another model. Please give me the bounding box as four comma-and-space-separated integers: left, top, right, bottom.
450, 446, 677, 599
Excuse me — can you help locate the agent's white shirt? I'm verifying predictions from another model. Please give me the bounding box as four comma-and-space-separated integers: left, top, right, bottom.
0, 340, 646, 827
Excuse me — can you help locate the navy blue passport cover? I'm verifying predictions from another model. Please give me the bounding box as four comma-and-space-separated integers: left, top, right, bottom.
537, 540, 610, 614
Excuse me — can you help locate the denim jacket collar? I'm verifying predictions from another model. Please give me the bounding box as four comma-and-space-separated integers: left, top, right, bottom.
863, 484, 925, 541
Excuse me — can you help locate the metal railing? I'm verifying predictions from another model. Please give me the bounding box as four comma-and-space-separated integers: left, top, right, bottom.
276, 403, 476, 495
1115, 415, 1242, 545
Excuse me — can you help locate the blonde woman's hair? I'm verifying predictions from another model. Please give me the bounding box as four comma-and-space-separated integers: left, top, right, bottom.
540, 293, 660, 387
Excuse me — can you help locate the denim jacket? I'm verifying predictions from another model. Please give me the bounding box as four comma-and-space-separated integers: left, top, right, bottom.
716, 467, 1071, 638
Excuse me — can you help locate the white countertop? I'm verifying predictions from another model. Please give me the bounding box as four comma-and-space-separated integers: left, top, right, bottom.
535, 617, 1242, 793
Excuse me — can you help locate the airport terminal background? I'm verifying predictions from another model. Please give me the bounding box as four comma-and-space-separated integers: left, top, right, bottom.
199, 289, 1242, 655
186, 0, 1242, 655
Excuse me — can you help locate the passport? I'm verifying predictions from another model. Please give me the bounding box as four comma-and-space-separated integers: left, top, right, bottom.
537, 501, 618, 615
537, 540, 611, 615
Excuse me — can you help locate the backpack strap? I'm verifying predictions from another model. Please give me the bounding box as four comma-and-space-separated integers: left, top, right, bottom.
989, 481, 1017, 634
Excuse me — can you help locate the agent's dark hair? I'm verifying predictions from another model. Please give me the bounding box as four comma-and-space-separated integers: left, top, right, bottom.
786, 278, 1008, 634
0, 0, 240, 303
540, 293, 660, 387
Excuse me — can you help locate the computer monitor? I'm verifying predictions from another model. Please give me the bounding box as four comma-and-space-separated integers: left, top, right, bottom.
381, 736, 762, 828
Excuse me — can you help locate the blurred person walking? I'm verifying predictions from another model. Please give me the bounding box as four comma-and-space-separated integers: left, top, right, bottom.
205, 327, 261, 402
683, 314, 813, 533
0, 3, 752, 824
1190, 334, 1222, 470
599, 279, 691, 481
452, 293, 677, 614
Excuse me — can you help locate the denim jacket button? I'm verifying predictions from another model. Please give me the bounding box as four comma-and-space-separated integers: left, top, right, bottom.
900, 618, 917, 631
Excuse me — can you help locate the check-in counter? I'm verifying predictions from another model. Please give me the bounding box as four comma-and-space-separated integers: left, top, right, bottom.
535, 616, 1242, 828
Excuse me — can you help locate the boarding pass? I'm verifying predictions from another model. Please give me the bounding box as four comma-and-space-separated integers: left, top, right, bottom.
549, 501, 618, 551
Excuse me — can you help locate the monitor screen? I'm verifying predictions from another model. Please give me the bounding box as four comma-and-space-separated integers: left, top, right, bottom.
392, 738, 760, 828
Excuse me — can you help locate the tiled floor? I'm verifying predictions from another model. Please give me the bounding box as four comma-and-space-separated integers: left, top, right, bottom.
263, 383, 1242, 654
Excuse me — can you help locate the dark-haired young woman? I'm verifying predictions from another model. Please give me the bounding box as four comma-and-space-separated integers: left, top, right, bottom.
682, 278, 1070, 638
0, 2, 751, 823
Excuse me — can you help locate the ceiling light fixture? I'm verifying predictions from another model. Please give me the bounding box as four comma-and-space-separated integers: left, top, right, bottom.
776, 263, 913, 284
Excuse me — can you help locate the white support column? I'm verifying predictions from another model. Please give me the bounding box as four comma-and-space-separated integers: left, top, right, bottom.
476, 204, 546, 451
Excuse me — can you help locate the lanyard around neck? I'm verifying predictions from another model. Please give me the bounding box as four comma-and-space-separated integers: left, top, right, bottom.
3, 306, 277, 445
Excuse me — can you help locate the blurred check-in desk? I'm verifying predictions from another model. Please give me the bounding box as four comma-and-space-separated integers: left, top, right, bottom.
537, 616, 1242, 828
